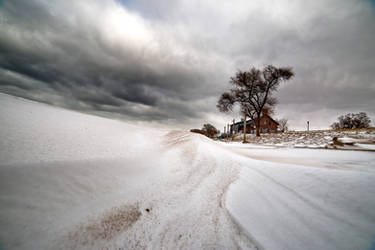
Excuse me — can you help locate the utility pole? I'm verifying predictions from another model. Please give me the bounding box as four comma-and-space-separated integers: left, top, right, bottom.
307, 121, 310, 132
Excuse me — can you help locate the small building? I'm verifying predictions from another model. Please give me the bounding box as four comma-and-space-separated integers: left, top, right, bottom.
230, 114, 279, 135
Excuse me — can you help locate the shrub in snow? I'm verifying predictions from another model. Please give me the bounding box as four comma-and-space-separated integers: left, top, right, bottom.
331, 112, 371, 129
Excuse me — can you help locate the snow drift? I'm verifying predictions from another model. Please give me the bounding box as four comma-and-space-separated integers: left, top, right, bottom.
1, 93, 375, 250
225, 146, 375, 250
0, 93, 252, 249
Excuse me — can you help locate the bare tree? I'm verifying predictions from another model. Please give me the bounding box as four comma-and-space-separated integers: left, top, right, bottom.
191, 124, 220, 138
330, 122, 340, 130
331, 112, 371, 129
276, 118, 288, 132
239, 104, 254, 143
217, 65, 294, 137
202, 124, 220, 138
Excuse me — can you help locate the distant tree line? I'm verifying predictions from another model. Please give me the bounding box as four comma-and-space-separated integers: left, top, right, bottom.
190, 124, 219, 138
331, 112, 371, 129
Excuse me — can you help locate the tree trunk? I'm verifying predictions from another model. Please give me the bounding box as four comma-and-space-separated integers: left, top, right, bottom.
256, 114, 261, 137
243, 113, 247, 143
232, 120, 235, 141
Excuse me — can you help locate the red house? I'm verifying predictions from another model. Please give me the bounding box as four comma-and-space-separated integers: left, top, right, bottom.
230, 114, 279, 134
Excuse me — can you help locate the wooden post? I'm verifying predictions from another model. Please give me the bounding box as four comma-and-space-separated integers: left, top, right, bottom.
243, 113, 247, 143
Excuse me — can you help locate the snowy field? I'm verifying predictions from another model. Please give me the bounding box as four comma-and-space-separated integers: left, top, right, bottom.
228, 129, 375, 150
1, 93, 375, 250
224, 144, 375, 250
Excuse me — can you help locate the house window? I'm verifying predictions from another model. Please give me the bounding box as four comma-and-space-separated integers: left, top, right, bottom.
264, 120, 267, 125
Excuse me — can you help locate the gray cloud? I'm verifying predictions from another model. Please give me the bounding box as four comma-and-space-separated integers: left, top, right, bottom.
0, 0, 374, 130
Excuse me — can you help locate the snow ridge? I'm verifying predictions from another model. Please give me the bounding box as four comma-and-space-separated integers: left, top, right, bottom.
0, 93, 256, 249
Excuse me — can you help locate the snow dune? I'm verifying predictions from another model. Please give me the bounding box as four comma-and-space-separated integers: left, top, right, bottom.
1, 93, 375, 250
0, 94, 253, 249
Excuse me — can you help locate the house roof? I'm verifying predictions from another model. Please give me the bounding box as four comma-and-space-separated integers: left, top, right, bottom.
230, 114, 279, 127
231, 119, 253, 126
263, 114, 279, 125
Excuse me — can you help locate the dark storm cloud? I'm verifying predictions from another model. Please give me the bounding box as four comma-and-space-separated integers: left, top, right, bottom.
0, 0, 223, 126
0, 0, 374, 129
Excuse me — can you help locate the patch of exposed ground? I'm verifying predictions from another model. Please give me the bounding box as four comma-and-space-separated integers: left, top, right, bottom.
67, 204, 141, 247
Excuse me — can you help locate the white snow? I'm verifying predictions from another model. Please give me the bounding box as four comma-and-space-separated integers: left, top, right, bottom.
221, 142, 277, 149
1, 93, 375, 250
225, 144, 375, 250
357, 144, 375, 150
0, 94, 253, 249
338, 137, 357, 144
230, 129, 375, 150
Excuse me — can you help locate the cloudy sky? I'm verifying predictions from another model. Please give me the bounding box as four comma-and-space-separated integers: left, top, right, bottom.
0, 0, 374, 130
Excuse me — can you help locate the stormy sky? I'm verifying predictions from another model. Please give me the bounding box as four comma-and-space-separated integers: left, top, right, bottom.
0, 0, 374, 130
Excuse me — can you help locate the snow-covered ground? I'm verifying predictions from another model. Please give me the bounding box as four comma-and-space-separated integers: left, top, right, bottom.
1, 93, 375, 250
224, 144, 375, 250
228, 129, 375, 150
0, 94, 252, 249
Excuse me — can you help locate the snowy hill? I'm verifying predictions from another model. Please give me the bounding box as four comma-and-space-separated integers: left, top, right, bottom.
1, 93, 375, 250
0, 93, 251, 249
